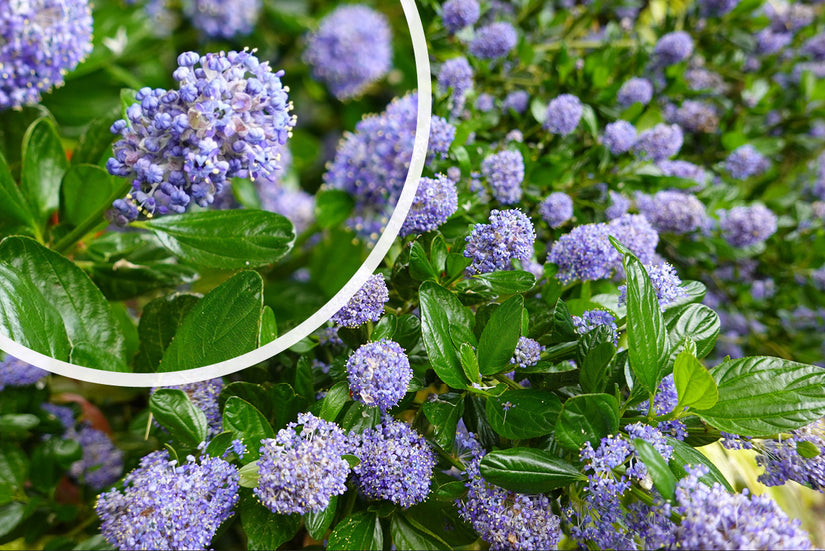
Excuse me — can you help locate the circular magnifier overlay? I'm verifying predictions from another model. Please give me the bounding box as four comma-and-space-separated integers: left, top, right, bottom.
0, 0, 431, 387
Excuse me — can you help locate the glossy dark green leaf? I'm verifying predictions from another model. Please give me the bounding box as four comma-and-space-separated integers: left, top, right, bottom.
694, 356, 825, 436
418, 281, 470, 388
673, 340, 718, 410
139, 210, 295, 269
0, 151, 35, 237
71, 109, 118, 166
30, 438, 81, 493
150, 389, 208, 448
240, 497, 301, 551
339, 401, 381, 434
410, 241, 439, 281
371, 313, 396, 342
0, 444, 27, 491
479, 447, 584, 493
478, 295, 524, 375
634, 439, 677, 500
0, 414, 39, 436
430, 234, 448, 274
319, 382, 351, 422
223, 397, 275, 463
578, 326, 617, 394
663, 280, 706, 311
0, 264, 70, 360
305, 495, 338, 541
422, 394, 464, 452
667, 304, 720, 360
487, 390, 562, 440
472, 270, 536, 295
270, 383, 301, 431
294, 355, 314, 400
134, 294, 199, 373
314, 188, 355, 229
667, 437, 733, 491
219, 382, 271, 418
327, 511, 383, 551
528, 298, 577, 344
391, 513, 450, 551
259, 306, 278, 346
93, 261, 199, 302
231, 177, 262, 209
459, 343, 481, 384
204, 431, 235, 458
69, 343, 129, 373
20, 118, 68, 227
159, 271, 263, 372
0, 236, 126, 366
621, 250, 670, 393
59, 164, 119, 227
555, 393, 619, 451
0, 502, 25, 538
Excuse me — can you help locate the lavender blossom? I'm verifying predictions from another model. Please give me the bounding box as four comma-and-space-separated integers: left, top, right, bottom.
346, 339, 412, 411
510, 337, 543, 368
400, 174, 459, 237
633, 123, 684, 161
303, 5, 392, 100
152, 379, 224, 437
725, 145, 769, 180
698, 0, 739, 17
671, 100, 719, 133
657, 160, 710, 189
464, 209, 536, 274
481, 150, 524, 204
603, 120, 637, 154
544, 94, 583, 135
636, 190, 707, 234
441, 0, 480, 33
469, 22, 517, 60
653, 31, 694, 66
572, 310, 618, 344
438, 57, 474, 117
756, 29, 793, 55
616, 77, 653, 107
539, 192, 574, 228
718, 204, 777, 247
183, 0, 261, 39
502, 90, 529, 113
69, 425, 124, 490
0, 355, 48, 390
605, 191, 630, 220
755, 420, 825, 491
331, 274, 389, 327
619, 262, 687, 310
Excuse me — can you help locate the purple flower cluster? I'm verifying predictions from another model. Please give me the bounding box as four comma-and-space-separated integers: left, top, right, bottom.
698, 0, 739, 17
543, 94, 583, 135
547, 214, 658, 284
325, 93, 454, 208
441, 0, 480, 34
725, 144, 769, 180
654, 31, 694, 66
0, 355, 48, 391
605, 191, 630, 220
464, 209, 536, 274
303, 5, 392, 100
254, 413, 350, 515
658, 159, 710, 189
96, 449, 239, 550
539, 192, 574, 228
755, 420, 825, 491
107, 50, 295, 224
42, 403, 75, 431
457, 435, 562, 550
400, 175, 459, 237
0, 0, 93, 110
350, 419, 435, 507
183, 0, 261, 39
672, 465, 813, 550
756, 29, 793, 55
469, 22, 517, 60
346, 339, 412, 411
603, 120, 637, 154
331, 274, 389, 327
153, 379, 224, 437
619, 262, 687, 310
632, 123, 684, 161
572, 310, 617, 342
637, 190, 707, 234
502, 90, 529, 113
510, 336, 543, 368
639, 374, 687, 439
481, 150, 524, 204
765, 0, 814, 33
685, 68, 728, 93
718, 204, 777, 247
69, 425, 124, 490
438, 57, 474, 117
671, 100, 719, 133
616, 77, 653, 107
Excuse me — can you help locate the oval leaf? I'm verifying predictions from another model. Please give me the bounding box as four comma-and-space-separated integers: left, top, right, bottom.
21, 118, 68, 227
418, 281, 470, 388
479, 447, 585, 493
555, 393, 619, 451
149, 388, 208, 449
478, 294, 524, 375
487, 390, 562, 440
327, 511, 383, 551
222, 396, 275, 463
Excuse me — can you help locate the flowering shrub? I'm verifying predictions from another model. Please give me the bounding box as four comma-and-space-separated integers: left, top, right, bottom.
3, 0, 825, 550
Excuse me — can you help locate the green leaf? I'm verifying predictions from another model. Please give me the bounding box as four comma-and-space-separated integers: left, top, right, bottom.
91, 261, 199, 302
667, 304, 720, 360
673, 340, 718, 410
71, 109, 118, 166
231, 178, 262, 209
159, 271, 263, 372
528, 298, 577, 344
478, 294, 524, 375
294, 355, 314, 400
149, 389, 208, 448
0, 151, 36, 237
20, 118, 68, 228
371, 314, 396, 342
479, 447, 584, 493
472, 271, 536, 295
579, 329, 617, 394
694, 356, 825, 436
633, 439, 677, 500
0, 264, 70, 360
270, 383, 301, 430
306, 495, 339, 541
204, 431, 235, 458
59, 164, 119, 227
29, 438, 81, 493
0, 414, 39, 437
69, 343, 129, 373
327, 511, 383, 551
338, 401, 381, 434
314, 189, 355, 229
418, 281, 470, 388
220, 382, 271, 418
486, 390, 562, 440
0, 236, 126, 366
260, 306, 278, 346
422, 394, 464, 452
0, 502, 25, 539
409, 241, 439, 281
238, 461, 259, 488
0, 444, 27, 491
797, 440, 820, 459
459, 343, 481, 384
223, 397, 275, 463
390, 513, 451, 551
621, 248, 670, 393
319, 382, 350, 422
240, 497, 301, 551
134, 294, 199, 373
555, 393, 619, 451
140, 210, 295, 269
667, 436, 733, 491
119, 88, 137, 120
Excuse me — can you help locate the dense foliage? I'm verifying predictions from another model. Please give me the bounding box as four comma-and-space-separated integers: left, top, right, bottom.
3, 0, 825, 549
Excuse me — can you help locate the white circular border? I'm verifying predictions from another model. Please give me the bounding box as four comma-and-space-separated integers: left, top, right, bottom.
0, 0, 432, 387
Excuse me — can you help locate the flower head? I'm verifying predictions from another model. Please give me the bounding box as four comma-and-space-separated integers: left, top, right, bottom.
0, 355, 47, 391
654, 31, 693, 66
303, 5, 392, 100
438, 57, 474, 117
603, 120, 637, 154
725, 145, 769, 180
400, 174, 458, 237
718, 204, 777, 247
464, 209, 536, 274
469, 22, 517, 60
539, 192, 574, 228
442, 0, 480, 33
510, 336, 543, 368
183, 0, 261, 39
544, 94, 583, 135
152, 379, 224, 437
637, 190, 708, 234
69, 425, 124, 490
633, 123, 684, 161
619, 262, 687, 310
617, 77, 653, 107
481, 150, 524, 205
503, 90, 529, 113
346, 339, 412, 411
671, 100, 719, 133
331, 274, 389, 327
657, 160, 710, 189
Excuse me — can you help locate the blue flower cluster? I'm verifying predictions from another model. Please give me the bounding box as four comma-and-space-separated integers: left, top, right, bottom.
616, 77, 653, 107
538, 192, 573, 228
441, 0, 480, 34
657, 159, 710, 189
544, 94, 583, 135
755, 420, 825, 491
438, 57, 474, 117
0, 355, 47, 391
654, 31, 694, 66
303, 5, 392, 101
725, 144, 769, 180
619, 262, 687, 310
68, 425, 124, 491
464, 209, 536, 274
107, 50, 296, 224
671, 99, 720, 133
0, 0, 93, 110
718, 204, 777, 247
97, 449, 239, 550
603, 120, 637, 154
254, 413, 350, 515
636, 190, 708, 235
481, 150, 524, 204
183, 0, 261, 39
400, 175, 459, 237
331, 274, 389, 327
572, 310, 618, 344
153, 379, 224, 437
350, 419, 435, 508
469, 22, 517, 60
632, 123, 684, 161
509, 336, 543, 368
503, 90, 529, 113
346, 339, 412, 411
